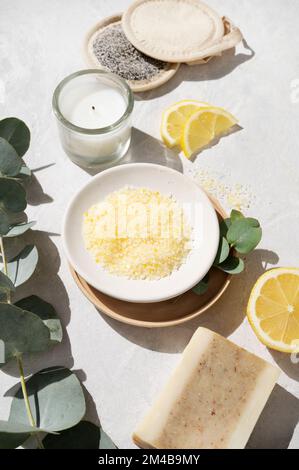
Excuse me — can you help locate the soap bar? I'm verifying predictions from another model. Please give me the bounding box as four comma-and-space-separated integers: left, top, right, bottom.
133, 327, 280, 449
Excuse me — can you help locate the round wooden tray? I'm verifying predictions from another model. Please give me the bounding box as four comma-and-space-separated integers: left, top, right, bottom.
83, 14, 180, 93
70, 195, 231, 328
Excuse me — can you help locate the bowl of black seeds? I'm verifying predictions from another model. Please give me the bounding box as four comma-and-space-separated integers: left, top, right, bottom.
84, 14, 179, 92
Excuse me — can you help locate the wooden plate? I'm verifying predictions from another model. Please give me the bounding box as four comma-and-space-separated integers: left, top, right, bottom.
70, 195, 231, 328
83, 14, 180, 93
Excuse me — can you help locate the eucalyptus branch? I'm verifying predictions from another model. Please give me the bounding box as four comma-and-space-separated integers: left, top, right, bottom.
192, 210, 262, 295
0, 117, 113, 450
16, 354, 44, 449
16, 355, 36, 428
1, 235, 43, 448
0, 237, 10, 303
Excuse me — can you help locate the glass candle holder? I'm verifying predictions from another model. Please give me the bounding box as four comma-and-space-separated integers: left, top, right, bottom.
52, 69, 134, 169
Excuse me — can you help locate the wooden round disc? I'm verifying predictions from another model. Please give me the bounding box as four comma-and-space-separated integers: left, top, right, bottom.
70, 195, 231, 328
122, 0, 224, 63
84, 14, 180, 93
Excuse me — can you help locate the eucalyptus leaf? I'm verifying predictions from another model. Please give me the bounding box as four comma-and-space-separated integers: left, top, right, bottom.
0, 117, 30, 157
0, 178, 27, 213
0, 431, 29, 449
0, 207, 10, 235
4, 221, 36, 238
213, 236, 230, 265
17, 164, 32, 180
10, 367, 86, 432
0, 420, 40, 449
246, 217, 260, 226
0, 420, 39, 433
16, 296, 63, 344
43, 421, 101, 449
230, 209, 244, 222
0, 137, 22, 177
0, 419, 53, 449
100, 428, 118, 449
6, 245, 38, 287
219, 218, 231, 238
192, 273, 209, 295
0, 303, 50, 364
217, 256, 245, 274
0, 271, 15, 294
227, 218, 262, 254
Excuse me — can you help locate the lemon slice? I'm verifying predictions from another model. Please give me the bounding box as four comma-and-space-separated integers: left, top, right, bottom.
181, 107, 238, 158
161, 100, 210, 147
247, 267, 299, 353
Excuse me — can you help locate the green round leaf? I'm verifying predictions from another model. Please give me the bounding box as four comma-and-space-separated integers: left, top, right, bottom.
43, 421, 101, 449
6, 244, 38, 287
217, 256, 244, 274
246, 217, 260, 226
0, 207, 10, 235
0, 432, 29, 449
0, 420, 51, 449
16, 296, 63, 344
17, 164, 32, 180
0, 271, 15, 294
0, 420, 31, 449
0, 303, 50, 364
230, 209, 244, 222
219, 218, 231, 238
4, 221, 36, 238
100, 428, 118, 449
0, 137, 22, 177
227, 218, 262, 254
10, 367, 86, 432
213, 236, 230, 265
0, 178, 27, 213
0, 118, 30, 157
192, 273, 209, 295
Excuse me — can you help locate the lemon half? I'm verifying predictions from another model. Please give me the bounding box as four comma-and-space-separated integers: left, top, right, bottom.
247, 267, 299, 353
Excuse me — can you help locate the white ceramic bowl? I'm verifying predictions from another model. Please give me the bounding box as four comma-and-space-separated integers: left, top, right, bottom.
62, 163, 219, 303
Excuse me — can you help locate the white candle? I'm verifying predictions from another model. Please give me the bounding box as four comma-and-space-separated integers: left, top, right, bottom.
68, 88, 126, 129
53, 70, 134, 169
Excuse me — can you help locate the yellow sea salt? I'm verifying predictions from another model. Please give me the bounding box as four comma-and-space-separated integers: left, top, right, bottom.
83, 187, 191, 280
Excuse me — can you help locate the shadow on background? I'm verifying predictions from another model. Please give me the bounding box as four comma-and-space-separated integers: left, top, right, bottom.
136, 39, 255, 101
97, 249, 279, 354
121, 127, 183, 172
26, 174, 53, 206
246, 385, 299, 449
80, 127, 183, 177
270, 349, 299, 382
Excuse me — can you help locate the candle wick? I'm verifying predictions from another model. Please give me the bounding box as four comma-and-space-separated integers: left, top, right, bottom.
92, 106, 95, 110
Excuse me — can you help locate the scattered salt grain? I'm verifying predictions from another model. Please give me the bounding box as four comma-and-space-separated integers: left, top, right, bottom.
194, 168, 254, 212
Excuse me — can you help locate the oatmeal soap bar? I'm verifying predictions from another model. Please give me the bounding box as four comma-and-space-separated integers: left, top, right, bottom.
133, 327, 280, 449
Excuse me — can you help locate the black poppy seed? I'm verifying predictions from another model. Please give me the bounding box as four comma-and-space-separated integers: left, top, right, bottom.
92, 23, 167, 81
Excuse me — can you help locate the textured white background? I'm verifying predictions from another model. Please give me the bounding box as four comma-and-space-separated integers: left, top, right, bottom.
0, 0, 299, 449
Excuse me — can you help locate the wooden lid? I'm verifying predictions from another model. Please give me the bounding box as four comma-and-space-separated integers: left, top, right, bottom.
122, 0, 224, 63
